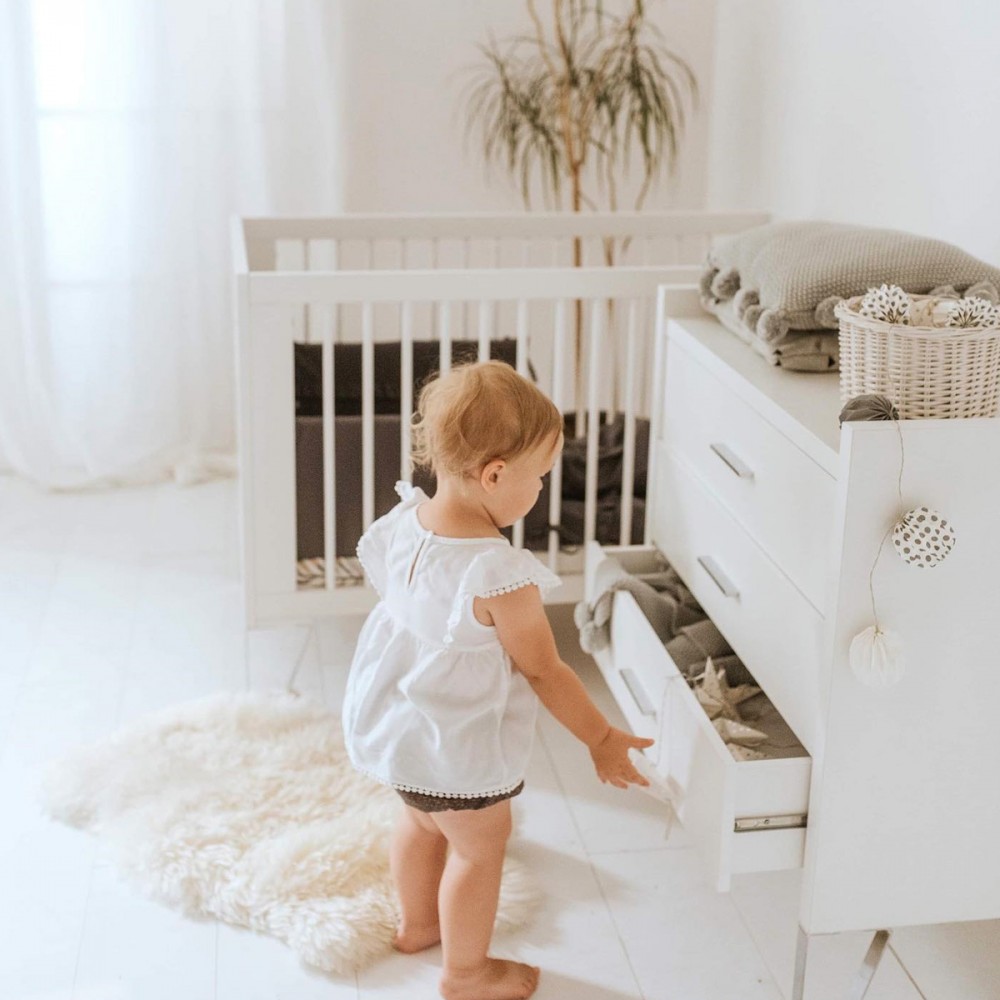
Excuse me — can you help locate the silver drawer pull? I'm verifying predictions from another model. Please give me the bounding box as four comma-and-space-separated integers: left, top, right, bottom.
697, 555, 740, 599
734, 814, 807, 832
619, 668, 656, 717
709, 442, 754, 480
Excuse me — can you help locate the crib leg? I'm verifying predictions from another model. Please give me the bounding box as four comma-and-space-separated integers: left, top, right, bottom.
285, 621, 318, 694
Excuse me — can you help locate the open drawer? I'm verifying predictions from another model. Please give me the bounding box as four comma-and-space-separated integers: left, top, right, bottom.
584, 542, 812, 892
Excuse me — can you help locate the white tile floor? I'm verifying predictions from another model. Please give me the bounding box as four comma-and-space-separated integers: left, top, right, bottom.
2, 475, 999, 1000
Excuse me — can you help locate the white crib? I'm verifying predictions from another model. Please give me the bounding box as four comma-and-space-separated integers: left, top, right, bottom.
231, 211, 769, 629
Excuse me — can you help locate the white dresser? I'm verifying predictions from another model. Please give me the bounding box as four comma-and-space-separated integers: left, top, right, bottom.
585, 307, 1000, 998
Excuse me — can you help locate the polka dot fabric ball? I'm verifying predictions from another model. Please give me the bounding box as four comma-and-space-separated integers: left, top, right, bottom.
891, 507, 956, 568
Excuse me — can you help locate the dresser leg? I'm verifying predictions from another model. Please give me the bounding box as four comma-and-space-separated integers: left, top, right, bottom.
792, 925, 810, 1000
792, 926, 892, 1000
851, 929, 891, 999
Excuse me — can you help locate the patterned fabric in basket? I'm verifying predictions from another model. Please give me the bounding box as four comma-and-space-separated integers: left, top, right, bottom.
835, 295, 1000, 419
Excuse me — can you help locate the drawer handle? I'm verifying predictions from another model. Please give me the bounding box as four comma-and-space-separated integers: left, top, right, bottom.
619, 668, 656, 717
697, 555, 740, 599
709, 442, 754, 480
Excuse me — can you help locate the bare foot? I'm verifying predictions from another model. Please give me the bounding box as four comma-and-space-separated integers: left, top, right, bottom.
392, 922, 441, 954
440, 958, 541, 1000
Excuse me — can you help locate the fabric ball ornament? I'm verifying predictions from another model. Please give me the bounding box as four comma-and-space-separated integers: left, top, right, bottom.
838, 393, 899, 426
849, 626, 905, 688
891, 506, 956, 567
945, 296, 998, 329
859, 284, 911, 324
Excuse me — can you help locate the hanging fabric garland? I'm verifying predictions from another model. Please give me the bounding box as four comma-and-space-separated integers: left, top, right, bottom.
839, 286, 968, 687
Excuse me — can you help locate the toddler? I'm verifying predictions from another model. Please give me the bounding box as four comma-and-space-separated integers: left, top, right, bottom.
342, 361, 653, 1000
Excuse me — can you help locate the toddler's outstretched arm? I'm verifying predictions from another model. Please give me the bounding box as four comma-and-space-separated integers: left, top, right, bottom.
481, 585, 654, 788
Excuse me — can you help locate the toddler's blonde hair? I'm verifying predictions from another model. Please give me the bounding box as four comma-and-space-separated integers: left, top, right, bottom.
411, 361, 562, 477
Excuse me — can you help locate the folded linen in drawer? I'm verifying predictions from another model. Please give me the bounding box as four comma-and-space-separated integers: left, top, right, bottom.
581, 542, 811, 891
661, 340, 835, 613
651, 448, 824, 754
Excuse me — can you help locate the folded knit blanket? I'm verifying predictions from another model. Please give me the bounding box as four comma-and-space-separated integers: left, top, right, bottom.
700, 220, 1000, 371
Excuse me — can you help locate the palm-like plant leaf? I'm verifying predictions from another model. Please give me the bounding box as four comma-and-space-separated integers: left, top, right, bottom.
462, 1, 695, 214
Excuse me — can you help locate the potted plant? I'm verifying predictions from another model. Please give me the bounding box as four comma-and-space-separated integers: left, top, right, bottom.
463, 0, 698, 407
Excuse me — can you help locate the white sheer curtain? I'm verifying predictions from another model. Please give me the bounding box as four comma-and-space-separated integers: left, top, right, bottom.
0, 0, 344, 488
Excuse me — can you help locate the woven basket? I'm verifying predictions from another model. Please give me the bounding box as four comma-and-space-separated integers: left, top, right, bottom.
835, 295, 1000, 419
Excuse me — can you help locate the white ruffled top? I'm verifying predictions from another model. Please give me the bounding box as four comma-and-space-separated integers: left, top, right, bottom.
342, 481, 562, 798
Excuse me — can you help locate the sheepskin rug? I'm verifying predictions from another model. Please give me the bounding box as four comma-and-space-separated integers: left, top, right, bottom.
40, 691, 540, 975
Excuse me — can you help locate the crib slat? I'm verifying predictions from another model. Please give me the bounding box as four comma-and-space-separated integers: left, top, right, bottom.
276, 239, 308, 345
511, 297, 531, 551
430, 238, 439, 366
439, 299, 452, 374
645, 287, 668, 546
322, 333, 337, 590
304, 241, 317, 345
362, 302, 375, 531
307, 239, 338, 346
605, 298, 617, 424
584, 300, 603, 546
462, 238, 471, 338
401, 302, 414, 482
620, 298, 639, 546
490, 237, 500, 343
331, 240, 341, 343
515, 299, 529, 376
478, 298, 492, 362
548, 299, 568, 572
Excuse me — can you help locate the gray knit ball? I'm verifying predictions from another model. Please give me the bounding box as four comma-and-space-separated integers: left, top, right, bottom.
734, 287, 760, 321
756, 309, 789, 344
699, 267, 719, 301
814, 295, 843, 329
743, 304, 765, 331
710, 267, 741, 301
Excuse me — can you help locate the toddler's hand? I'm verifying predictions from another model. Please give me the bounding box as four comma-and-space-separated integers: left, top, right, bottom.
589, 727, 656, 788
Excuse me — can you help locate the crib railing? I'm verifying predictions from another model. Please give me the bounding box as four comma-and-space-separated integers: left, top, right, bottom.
232, 211, 769, 628
242, 210, 771, 275
245, 210, 769, 359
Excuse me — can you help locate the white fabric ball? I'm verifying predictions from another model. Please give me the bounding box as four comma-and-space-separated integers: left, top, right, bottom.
849, 626, 905, 688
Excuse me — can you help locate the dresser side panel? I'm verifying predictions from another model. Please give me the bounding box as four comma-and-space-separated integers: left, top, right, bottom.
801, 418, 1000, 933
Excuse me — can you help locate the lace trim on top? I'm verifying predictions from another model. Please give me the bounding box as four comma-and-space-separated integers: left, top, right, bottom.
477, 577, 550, 599
443, 553, 562, 647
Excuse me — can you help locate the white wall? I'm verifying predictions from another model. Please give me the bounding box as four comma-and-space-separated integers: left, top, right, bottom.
707, 0, 1000, 264
336, 0, 715, 213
